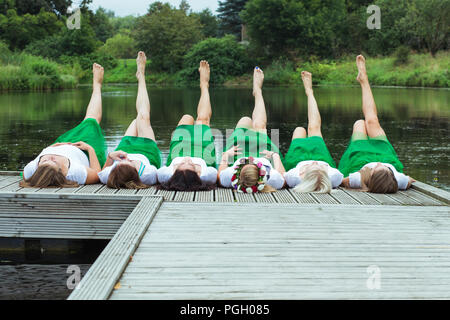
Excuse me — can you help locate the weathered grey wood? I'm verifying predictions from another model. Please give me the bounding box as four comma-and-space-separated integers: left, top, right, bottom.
0, 195, 141, 239
110, 202, 450, 300
0, 177, 22, 190
365, 193, 401, 205
342, 189, 381, 205
234, 192, 256, 203
412, 181, 450, 204
288, 190, 317, 204
311, 193, 339, 204
330, 189, 361, 205
385, 192, 420, 205
215, 188, 235, 202
195, 190, 214, 202
74, 184, 104, 194
155, 189, 176, 201
271, 189, 297, 203
116, 188, 137, 195
68, 196, 163, 300
173, 191, 195, 202
135, 187, 157, 196
254, 192, 276, 203
400, 190, 443, 206
96, 185, 118, 194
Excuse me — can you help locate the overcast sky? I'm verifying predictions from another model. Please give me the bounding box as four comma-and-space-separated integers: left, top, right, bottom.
81, 0, 220, 16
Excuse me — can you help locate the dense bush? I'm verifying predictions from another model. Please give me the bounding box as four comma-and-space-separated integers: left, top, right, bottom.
180, 35, 252, 85
97, 33, 137, 59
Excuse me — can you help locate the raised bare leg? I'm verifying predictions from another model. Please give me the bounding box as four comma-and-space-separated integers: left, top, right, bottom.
356, 55, 385, 137
177, 114, 195, 126
84, 63, 104, 123
302, 71, 322, 137
251, 67, 267, 133
195, 61, 212, 126
124, 119, 138, 137
236, 116, 253, 129
135, 51, 155, 141
292, 127, 307, 140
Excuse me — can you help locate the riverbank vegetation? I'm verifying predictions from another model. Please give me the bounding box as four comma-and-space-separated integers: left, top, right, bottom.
0, 0, 448, 90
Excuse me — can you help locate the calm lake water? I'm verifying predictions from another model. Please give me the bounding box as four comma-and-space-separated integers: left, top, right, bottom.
0, 84, 448, 190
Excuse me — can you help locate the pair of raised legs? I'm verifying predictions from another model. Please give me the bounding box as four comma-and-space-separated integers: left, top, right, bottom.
292, 55, 385, 142
82, 52, 155, 143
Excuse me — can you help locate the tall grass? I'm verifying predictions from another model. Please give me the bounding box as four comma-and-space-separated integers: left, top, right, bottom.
0, 43, 78, 91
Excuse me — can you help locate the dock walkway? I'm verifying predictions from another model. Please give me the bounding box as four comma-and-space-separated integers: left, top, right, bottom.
0, 172, 449, 299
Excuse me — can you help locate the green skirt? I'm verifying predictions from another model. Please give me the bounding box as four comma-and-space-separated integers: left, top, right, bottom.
166, 124, 217, 168
225, 128, 282, 163
338, 135, 404, 177
283, 136, 336, 171
54, 118, 107, 167
116, 136, 162, 169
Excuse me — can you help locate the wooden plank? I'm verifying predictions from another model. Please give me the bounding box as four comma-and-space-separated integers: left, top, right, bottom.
385, 192, 421, 206
342, 189, 381, 205
74, 184, 104, 194
116, 189, 137, 195
68, 196, 163, 300
399, 190, 443, 206
96, 185, 118, 195
271, 189, 297, 203
311, 193, 339, 204
330, 189, 361, 205
234, 192, 256, 203
155, 190, 176, 201
173, 191, 195, 202
412, 181, 450, 204
288, 190, 317, 204
195, 190, 214, 202
365, 193, 401, 206
0, 176, 22, 190
135, 187, 157, 196
110, 202, 450, 300
215, 188, 235, 202
254, 192, 276, 203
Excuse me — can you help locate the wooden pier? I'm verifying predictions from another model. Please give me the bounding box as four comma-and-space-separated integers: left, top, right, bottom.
0, 171, 449, 299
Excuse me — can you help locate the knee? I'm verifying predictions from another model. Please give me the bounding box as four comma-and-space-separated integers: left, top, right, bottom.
179, 114, 195, 125
353, 120, 366, 130
292, 127, 307, 139
236, 116, 252, 128
365, 116, 380, 128
137, 112, 149, 122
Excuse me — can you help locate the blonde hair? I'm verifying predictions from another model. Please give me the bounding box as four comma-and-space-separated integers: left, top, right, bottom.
20, 165, 78, 188
239, 164, 276, 193
293, 168, 331, 193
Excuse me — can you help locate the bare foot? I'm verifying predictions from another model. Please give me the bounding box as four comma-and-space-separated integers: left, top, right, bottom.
93, 63, 104, 86
198, 60, 210, 88
301, 71, 313, 95
136, 51, 147, 80
253, 66, 264, 95
356, 55, 368, 83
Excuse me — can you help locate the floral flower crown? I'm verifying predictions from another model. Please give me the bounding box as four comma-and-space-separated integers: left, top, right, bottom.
231, 157, 268, 193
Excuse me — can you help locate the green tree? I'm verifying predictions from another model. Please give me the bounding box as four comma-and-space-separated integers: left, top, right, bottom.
11, 0, 72, 16
180, 35, 251, 84
241, 0, 347, 59
98, 33, 137, 59
402, 0, 449, 56
92, 7, 114, 43
217, 0, 248, 38
191, 9, 219, 38
0, 8, 64, 50
134, 2, 204, 72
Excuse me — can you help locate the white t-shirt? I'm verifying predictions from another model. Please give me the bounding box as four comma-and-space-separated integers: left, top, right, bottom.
98, 153, 158, 186
349, 162, 410, 190
284, 160, 343, 189
157, 156, 217, 185
23, 145, 89, 184
219, 157, 285, 190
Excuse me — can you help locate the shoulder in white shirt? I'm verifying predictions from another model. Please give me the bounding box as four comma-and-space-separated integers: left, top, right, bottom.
23, 145, 89, 185
348, 162, 410, 190
157, 156, 217, 185
283, 160, 343, 189
219, 157, 285, 190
